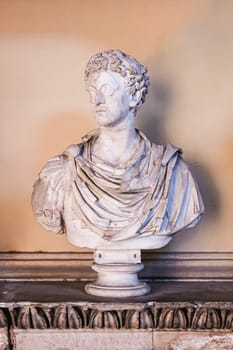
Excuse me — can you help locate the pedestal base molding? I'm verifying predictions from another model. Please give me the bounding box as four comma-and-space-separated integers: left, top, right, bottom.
85, 249, 151, 297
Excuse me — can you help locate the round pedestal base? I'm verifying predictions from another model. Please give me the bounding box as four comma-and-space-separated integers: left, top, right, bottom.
85, 281, 150, 298
85, 262, 151, 298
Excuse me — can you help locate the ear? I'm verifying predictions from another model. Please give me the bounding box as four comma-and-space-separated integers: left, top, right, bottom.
129, 90, 142, 108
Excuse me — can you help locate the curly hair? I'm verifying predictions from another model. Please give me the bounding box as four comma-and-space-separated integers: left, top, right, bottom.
84, 50, 150, 114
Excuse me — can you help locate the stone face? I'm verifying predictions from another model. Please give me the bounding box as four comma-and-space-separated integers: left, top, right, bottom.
12, 329, 153, 350
153, 331, 233, 350
11, 329, 233, 350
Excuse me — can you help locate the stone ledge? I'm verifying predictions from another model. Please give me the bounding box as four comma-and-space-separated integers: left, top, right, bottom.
0, 280, 232, 349
1, 280, 232, 303
0, 281, 232, 331
0, 251, 232, 280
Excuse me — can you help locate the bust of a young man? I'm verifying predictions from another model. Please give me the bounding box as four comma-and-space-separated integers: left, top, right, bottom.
32, 50, 204, 250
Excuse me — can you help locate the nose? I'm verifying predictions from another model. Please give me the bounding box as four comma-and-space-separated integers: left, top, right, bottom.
95, 90, 105, 105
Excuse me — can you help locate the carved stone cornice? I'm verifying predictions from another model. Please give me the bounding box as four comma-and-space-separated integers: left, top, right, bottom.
0, 302, 232, 331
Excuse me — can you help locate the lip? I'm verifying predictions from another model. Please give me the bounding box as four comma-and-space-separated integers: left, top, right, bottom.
96, 109, 107, 113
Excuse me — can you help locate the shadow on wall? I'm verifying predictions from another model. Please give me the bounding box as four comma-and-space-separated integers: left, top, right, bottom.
136, 73, 220, 248
136, 77, 171, 146
189, 160, 221, 224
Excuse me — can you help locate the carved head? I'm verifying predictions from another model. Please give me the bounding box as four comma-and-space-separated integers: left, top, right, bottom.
84, 50, 150, 114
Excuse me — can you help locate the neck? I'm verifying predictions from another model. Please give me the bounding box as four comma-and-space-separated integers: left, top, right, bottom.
99, 113, 136, 144
93, 113, 139, 164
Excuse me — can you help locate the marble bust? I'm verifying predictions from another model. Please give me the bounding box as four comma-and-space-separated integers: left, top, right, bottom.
32, 50, 204, 296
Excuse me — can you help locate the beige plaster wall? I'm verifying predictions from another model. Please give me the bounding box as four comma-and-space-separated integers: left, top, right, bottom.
0, 0, 232, 252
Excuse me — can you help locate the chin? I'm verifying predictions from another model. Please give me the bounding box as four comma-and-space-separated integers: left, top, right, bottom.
98, 121, 114, 127
95, 111, 107, 119
96, 116, 115, 127
96, 115, 107, 124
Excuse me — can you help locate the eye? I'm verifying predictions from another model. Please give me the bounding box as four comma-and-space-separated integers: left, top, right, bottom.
102, 85, 115, 96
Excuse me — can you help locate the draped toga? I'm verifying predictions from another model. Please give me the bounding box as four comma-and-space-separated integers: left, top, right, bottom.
32, 129, 204, 244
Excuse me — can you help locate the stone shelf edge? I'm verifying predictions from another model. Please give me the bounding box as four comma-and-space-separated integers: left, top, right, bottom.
0, 301, 232, 331
0, 280, 232, 349
0, 251, 232, 280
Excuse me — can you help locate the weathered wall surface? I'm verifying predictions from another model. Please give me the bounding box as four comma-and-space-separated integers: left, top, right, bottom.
11, 330, 233, 350
0, 0, 233, 252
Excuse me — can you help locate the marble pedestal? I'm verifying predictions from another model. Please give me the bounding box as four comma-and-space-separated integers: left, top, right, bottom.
85, 249, 151, 297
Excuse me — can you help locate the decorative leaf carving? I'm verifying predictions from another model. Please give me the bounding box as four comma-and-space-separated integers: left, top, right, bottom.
89, 310, 119, 329
220, 309, 227, 328
116, 310, 123, 328
125, 309, 153, 329
8, 307, 16, 328
174, 309, 187, 329
192, 308, 221, 329
1, 303, 232, 331
78, 307, 88, 328
197, 308, 208, 329
192, 307, 207, 329
225, 309, 233, 329
17, 307, 31, 329
158, 308, 172, 328
140, 309, 154, 329
30, 307, 48, 329
158, 308, 187, 329
0, 309, 8, 328
151, 307, 161, 328
53, 306, 67, 329
89, 310, 102, 328
206, 309, 220, 329
186, 307, 195, 328
67, 306, 82, 329
40, 307, 53, 328
125, 310, 138, 328
103, 311, 120, 329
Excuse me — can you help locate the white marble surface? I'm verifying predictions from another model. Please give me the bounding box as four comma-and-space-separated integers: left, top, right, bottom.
85, 249, 151, 297
32, 50, 204, 251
